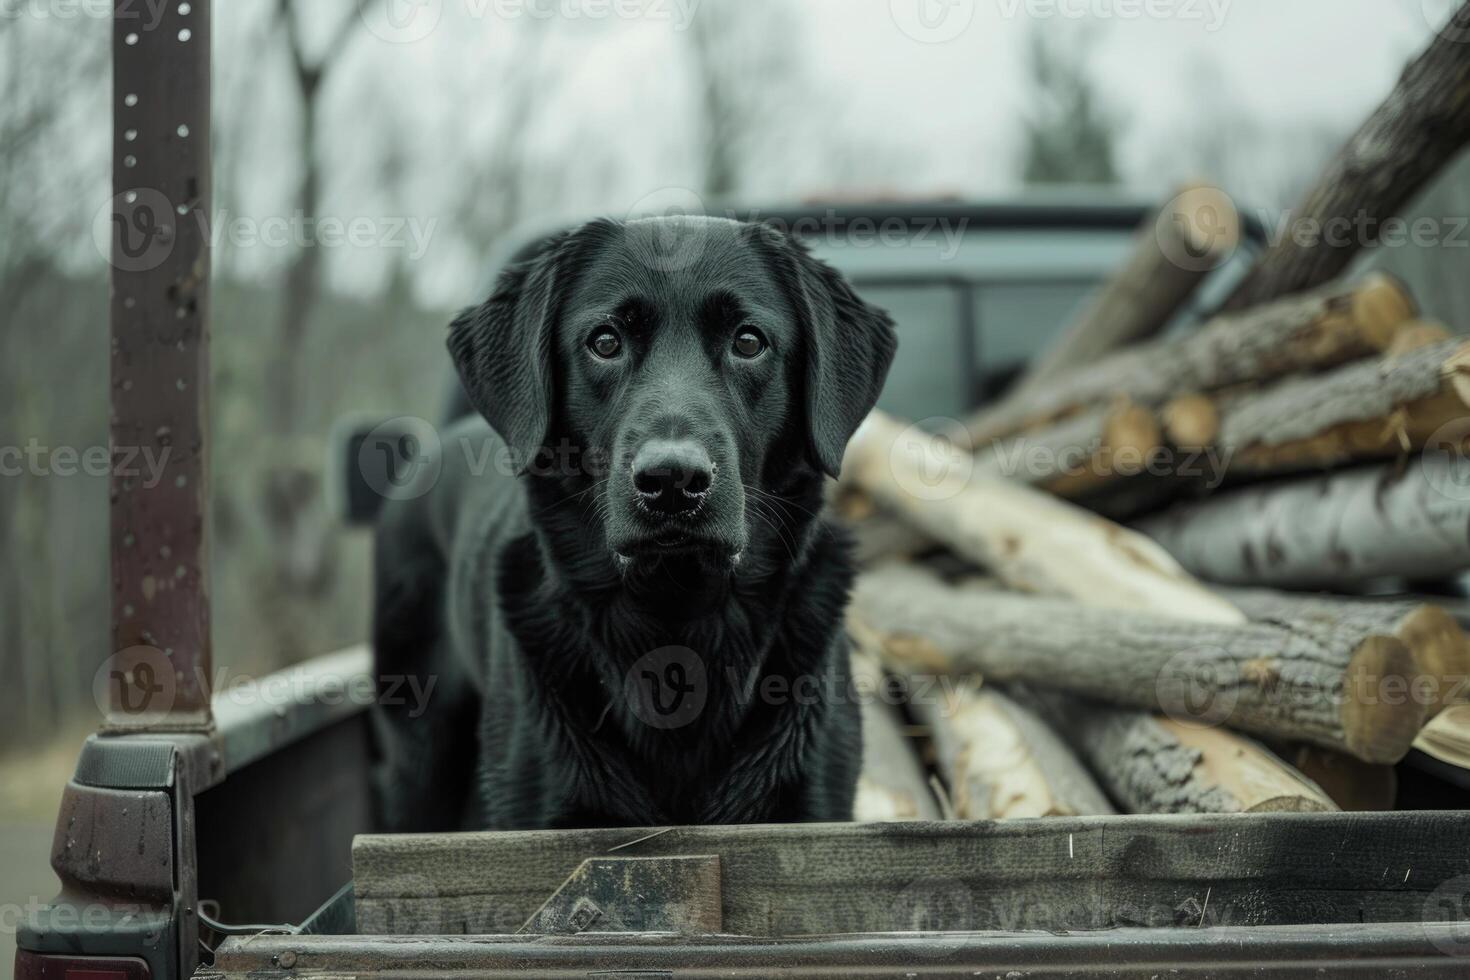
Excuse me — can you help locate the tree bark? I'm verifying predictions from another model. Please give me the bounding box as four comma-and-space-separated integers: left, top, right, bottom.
1136, 455, 1470, 590
971, 399, 1164, 497
1220, 586, 1470, 716
851, 563, 1427, 764
1211, 339, 1470, 475
1020, 691, 1336, 815
908, 681, 1115, 818
967, 273, 1415, 446
841, 411, 1243, 624
1016, 184, 1240, 388
848, 649, 942, 822
1221, 2, 1470, 310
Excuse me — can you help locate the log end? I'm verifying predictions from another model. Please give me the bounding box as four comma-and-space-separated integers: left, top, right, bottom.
1170, 184, 1242, 261
1163, 394, 1220, 450
1341, 635, 1430, 764
1354, 272, 1418, 349
1384, 320, 1452, 358
1395, 604, 1470, 717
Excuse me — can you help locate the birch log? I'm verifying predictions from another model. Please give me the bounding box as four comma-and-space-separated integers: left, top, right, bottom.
851, 564, 1426, 764
1221, 1, 1470, 310
906, 682, 1114, 819
1211, 340, 1470, 475
841, 410, 1243, 624
1136, 455, 1470, 588
1021, 693, 1336, 815
1016, 184, 1240, 388
969, 273, 1416, 446
1220, 586, 1470, 716
848, 649, 941, 822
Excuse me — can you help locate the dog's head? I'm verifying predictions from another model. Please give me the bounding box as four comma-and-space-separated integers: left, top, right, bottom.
449, 215, 896, 578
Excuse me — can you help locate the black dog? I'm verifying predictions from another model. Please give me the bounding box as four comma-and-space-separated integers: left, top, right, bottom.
370, 215, 896, 831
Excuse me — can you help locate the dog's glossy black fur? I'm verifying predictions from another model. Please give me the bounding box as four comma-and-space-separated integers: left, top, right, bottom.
370, 215, 897, 831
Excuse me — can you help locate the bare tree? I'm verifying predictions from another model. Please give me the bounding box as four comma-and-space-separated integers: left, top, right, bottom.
684, 0, 800, 200
260, 0, 360, 598
1020, 27, 1122, 186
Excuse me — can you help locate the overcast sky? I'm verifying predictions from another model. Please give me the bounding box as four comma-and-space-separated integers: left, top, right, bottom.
11, 0, 1452, 304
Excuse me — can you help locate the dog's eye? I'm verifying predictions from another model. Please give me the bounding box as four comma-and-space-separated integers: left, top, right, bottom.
732, 328, 767, 359
588, 329, 622, 359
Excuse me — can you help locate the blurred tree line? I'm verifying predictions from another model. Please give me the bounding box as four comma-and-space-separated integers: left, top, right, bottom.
8, 1, 1455, 748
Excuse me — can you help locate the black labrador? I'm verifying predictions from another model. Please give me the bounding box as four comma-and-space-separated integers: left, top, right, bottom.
370, 215, 897, 831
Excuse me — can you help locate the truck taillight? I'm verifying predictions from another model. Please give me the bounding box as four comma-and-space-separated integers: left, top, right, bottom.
13, 951, 150, 980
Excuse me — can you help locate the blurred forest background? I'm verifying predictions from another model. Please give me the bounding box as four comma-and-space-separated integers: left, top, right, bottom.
0, 0, 1464, 751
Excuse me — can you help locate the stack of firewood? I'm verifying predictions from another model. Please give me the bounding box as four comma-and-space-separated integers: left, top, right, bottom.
839, 5, 1470, 820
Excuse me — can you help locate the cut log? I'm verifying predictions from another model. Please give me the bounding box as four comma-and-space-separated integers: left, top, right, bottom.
1289, 744, 1396, 812
1017, 690, 1335, 814
841, 410, 1243, 624
847, 648, 942, 822
972, 399, 1164, 497
1221, 1, 1470, 310
967, 273, 1416, 447
1136, 455, 1470, 589
906, 680, 1115, 819
1220, 587, 1470, 717
1211, 339, 1470, 475
851, 563, 1427, 764
1016, 183, 1240, 388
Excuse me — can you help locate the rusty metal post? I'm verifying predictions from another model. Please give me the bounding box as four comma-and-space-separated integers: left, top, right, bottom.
108, 0, 212, 731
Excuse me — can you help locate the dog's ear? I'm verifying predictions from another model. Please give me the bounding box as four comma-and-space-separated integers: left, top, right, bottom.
761, 228, 898, 478
447, 224, 604, 473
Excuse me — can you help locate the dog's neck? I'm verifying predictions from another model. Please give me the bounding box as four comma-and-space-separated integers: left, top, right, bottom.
498, 474, 852, 758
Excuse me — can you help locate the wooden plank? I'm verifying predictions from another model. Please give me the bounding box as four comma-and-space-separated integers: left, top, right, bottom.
353, 811, 1470, 936
203, 923, 1470, 978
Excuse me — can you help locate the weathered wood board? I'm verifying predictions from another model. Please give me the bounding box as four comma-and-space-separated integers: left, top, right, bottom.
353, 812, 1470, 936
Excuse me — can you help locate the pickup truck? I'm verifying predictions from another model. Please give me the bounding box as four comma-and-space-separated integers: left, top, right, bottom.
22, 194, 1470, 979
12, 198, 1247, 980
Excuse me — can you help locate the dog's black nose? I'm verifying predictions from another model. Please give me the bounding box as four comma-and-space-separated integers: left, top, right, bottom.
632, 440, 713, 515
